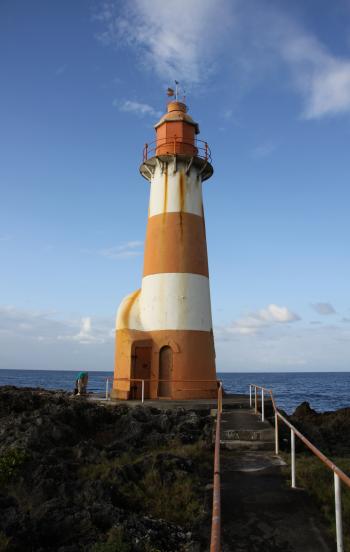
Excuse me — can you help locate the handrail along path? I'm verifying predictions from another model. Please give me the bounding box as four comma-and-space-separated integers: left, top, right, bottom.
109, 377, 224, 551
250, 383, 350, 552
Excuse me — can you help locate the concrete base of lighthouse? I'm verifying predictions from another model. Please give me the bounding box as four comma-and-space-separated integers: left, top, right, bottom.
111, 328, 217, 400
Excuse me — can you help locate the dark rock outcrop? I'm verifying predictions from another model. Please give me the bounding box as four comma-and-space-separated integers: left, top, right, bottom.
276, 400, 350, 456
0, 387, 213, 552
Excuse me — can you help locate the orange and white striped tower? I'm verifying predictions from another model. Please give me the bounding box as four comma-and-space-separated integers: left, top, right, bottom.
111, 100, 217, 400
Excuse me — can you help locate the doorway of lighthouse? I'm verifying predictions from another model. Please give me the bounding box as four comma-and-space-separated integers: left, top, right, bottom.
158, 346, 173, 398
131, 346, 151, 400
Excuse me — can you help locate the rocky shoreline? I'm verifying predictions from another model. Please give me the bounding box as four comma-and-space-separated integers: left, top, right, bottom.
278, 400, 350, 456
0, 387, 214, 552
1, 387, 349, 552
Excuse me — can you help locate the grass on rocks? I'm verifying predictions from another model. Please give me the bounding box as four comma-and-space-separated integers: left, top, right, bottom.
79, 439, 210, 527
0, 447, 29, 486
91, 526, 162, 552
282, 454, 350, 551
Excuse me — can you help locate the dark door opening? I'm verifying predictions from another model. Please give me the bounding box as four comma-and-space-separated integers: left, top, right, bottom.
131, 346, 151, 400
158, 346, 173, 398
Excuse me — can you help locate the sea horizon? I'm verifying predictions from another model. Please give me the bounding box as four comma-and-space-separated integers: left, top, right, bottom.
1, 369, 349, 414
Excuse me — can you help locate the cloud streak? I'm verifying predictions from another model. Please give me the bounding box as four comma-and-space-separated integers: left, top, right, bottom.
311, 302, 336, 315
99, 240, 144, 260
95, 0, 350, 119
0, 306, 113, 346
222, 303, 300, 336
115, 99, 161, 118
95, 0, 234, 85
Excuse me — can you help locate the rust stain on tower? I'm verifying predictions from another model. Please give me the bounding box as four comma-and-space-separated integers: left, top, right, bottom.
111, 99, 217, 400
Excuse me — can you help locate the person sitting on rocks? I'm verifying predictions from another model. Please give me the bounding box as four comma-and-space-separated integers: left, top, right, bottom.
74, 371, 89, 396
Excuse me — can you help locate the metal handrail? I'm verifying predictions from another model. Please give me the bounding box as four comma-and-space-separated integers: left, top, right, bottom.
111, 377, 219, 403
210, 381, 222, 552
250, 383, 350, 552
143, 137, 211, 164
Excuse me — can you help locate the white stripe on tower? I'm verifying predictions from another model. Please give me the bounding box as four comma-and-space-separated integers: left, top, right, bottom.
116, 273, 213, 331
148, 160, 203, 217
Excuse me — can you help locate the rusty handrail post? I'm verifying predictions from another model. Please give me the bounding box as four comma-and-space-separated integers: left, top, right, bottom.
210, 381, 222, 552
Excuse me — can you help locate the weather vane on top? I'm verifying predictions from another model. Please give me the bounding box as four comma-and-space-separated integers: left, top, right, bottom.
167, 81, 186, 103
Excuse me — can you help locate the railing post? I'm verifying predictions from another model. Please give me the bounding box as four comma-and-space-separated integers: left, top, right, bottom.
254, 386, 258, 414
105, 378, 109, 400
261, 388, 265, 422
291, 429, 296, 488
144, 143, 148, 161
205, 142, 208, 160
249, 385, 252, 408
275, 412, 279, 454
210, 383, 221, 552
141, 380, 145, 404
334, 473, 344, 552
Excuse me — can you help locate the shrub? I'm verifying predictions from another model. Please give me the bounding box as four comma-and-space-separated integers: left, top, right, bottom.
91, 526, 131, 552
0, 531, 11, 552
0, 448, 29, 485
282, 454, 350, 551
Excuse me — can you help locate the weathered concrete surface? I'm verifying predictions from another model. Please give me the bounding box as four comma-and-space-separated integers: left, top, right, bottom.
221, 410, 275, 450
221, 450, 334, 551
90, 394, 251, 412
220, 406, 334, 552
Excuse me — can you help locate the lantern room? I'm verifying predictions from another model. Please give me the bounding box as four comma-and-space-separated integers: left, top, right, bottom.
154, 101, 199, 157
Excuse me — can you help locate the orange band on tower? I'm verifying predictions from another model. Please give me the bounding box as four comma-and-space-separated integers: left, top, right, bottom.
143, 212, 209, 277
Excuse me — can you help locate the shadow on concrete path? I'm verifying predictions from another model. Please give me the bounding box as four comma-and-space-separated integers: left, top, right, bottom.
220, 449, 335, 551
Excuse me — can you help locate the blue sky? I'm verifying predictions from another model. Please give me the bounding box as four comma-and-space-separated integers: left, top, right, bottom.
1, 0, 350, 372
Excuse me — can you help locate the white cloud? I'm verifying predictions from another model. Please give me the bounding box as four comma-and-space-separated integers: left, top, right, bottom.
215, 320, 350, 372
95, 0, 234, 85
311, 302, 336, 315
81, 241, 143, 260
115, 99, 161, 118
58, 316, 111, 345
252, 142, 276, 158
95, 1, 350, 119
223, 303, 300, 336
280, 32, 350, 119
0, 234, 12, 242
99, 240, 143, 260
0, 306, 115, 371
55, 64, 67, 76
0, 306, 113, 346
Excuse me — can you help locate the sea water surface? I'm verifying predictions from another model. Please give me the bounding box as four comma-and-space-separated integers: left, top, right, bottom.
0, 369, 349, 414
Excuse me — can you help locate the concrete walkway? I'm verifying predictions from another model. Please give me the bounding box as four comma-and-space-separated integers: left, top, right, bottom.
220, 403, 334, 552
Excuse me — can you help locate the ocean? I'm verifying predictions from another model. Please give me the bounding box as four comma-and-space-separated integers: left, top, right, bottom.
0, 369, 349, 414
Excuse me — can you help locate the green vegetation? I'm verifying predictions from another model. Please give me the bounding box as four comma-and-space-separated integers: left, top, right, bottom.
120, 467, 204, 526
0, 448, 29, 486
282, 454, 350, 551
0, 532, 11, 552
90, 525, 168, 552
80, 440, 209, 527
91, 527, 131, 552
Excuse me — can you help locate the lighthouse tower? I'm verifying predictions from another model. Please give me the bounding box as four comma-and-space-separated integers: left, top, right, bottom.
111, 100, 217, 400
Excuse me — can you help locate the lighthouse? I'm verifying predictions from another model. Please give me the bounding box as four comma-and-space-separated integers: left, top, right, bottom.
111, 99, 217, 400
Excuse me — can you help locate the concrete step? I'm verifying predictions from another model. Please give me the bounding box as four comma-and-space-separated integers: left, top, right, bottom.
219, 408, 276, 451
221, 450, 286, 472
221, 439, 275, 451
221, 427, 275, 442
